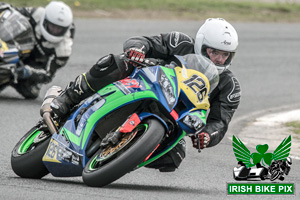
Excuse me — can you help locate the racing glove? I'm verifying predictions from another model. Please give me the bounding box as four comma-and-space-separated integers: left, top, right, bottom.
126, 47, 145, 64
15, 65, 32, 80
190, 132, 210, 149
16, 65, 52, 84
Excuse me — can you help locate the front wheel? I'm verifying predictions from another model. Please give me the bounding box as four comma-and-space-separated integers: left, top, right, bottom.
82, 118, 165, 187
11, 125, 51, 179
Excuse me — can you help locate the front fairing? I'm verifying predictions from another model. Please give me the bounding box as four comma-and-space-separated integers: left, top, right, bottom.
173, 65, 210, 133
42, 62, 211, 176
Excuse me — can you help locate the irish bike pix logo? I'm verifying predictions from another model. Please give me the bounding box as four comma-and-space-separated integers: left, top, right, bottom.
227, 135, 294, 195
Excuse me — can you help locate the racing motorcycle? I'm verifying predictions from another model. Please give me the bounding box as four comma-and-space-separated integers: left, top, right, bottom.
11, 54, 219, 187
0, 6, 35, 94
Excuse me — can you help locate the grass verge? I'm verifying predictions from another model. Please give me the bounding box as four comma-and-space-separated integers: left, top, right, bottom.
285, 121, 300, 135
7, 0, 300, 22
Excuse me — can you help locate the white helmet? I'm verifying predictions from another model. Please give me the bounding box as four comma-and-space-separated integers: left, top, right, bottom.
194, 18, 238, 74
40, 1, 73, 43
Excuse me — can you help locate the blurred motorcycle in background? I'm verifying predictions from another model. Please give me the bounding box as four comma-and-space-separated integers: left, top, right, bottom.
0, 7, 35, 96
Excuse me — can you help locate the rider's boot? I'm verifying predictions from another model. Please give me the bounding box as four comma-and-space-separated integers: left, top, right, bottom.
146, 138, 186, 172
50, 74, 95, 118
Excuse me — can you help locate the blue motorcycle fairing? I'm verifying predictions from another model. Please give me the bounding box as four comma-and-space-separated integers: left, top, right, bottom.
42, 134, 83, 177
122, 66, 179, 113
42, 62, 204, 178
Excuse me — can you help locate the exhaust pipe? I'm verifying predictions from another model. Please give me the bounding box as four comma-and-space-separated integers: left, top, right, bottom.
40, 86, 62, 134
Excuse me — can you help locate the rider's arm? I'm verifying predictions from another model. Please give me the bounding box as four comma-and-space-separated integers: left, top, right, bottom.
123, 31, 195, 59
204, 70, 241, 147
26, 35, 74, 84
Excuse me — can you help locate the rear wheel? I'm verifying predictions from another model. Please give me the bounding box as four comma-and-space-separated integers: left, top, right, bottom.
82, 118, 165, 187
11, 125, 51, 179
270, 170, 280, 181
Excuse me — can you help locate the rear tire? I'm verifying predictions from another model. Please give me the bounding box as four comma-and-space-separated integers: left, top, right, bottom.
82, 118, 165, 187
270, 170, 280, 181
11, 125, 50, 179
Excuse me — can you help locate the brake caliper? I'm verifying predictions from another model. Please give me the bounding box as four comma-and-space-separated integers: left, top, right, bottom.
119, 113, 141, 133
100, 113, 141, 148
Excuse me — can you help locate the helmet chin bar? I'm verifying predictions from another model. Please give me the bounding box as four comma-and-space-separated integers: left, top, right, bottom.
216, 65, 228, 74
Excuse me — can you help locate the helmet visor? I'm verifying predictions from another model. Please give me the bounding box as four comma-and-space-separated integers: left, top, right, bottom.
43, 18, 69, 37
202, 46, 234, 66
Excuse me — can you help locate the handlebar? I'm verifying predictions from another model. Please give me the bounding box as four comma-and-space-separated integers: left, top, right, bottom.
121, 53, 165, 68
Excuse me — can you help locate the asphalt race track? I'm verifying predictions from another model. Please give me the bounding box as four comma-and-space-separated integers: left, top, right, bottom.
0, 19, 299, 200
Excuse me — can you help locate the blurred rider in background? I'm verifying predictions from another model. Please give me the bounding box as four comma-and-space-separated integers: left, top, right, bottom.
0, 1, 75, 99
50, 18, 241, 172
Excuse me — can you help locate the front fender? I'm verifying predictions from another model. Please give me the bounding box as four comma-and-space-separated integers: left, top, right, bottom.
139, 112, 169, 133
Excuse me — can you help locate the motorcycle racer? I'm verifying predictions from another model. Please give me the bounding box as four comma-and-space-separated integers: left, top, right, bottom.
0, 1, 75, 99
51, 18, 241, 172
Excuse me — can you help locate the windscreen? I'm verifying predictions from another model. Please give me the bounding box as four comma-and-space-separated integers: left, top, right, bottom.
0, 8, 34, 51
182, 54, 219, 93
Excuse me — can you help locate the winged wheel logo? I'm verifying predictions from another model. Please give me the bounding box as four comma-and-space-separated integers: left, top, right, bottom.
232, 135, 291, 168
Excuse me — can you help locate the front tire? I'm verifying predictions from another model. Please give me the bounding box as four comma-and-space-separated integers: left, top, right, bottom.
11, 125, 51, 179
82, 118, 165, 187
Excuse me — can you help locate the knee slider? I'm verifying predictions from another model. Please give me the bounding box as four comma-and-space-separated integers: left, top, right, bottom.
90, 54, 117, 77
169, 138, 186, 168
87, 54, 135, 91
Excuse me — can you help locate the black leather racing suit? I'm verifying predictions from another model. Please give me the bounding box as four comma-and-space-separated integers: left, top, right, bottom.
123, 31, 241, 147
6, 4, 75, 99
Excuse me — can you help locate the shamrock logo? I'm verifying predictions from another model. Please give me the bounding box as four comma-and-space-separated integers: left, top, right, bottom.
251, 144, 273, 166
232, 135, 291, 168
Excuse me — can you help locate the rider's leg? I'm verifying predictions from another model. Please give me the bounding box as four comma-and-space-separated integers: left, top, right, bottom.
51, 54, 133, 117
50, 73, 95, 117
13, 79, 41, 99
